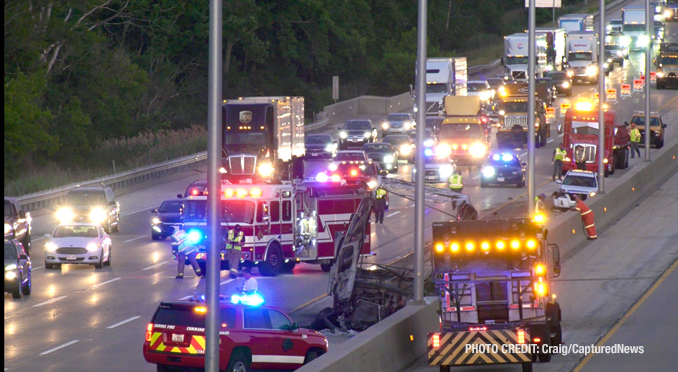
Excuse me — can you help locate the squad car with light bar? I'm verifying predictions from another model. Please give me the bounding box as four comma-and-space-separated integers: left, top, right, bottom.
55, 185, 120, 233
480, 152, 526, 188
427, 219, 563, 372
44, 222, 112, 269
143, 295, 328, 372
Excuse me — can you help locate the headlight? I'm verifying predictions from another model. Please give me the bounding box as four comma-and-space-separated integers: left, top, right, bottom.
657, 72, 664, 78
90, 208, 107, 223
258, 163, 274, 177
470, 143, 487, 158
404, 121, 411, 130
329, 163, 338, 171
616, 50, 623, 57
482, 166, 495, 178
364, 132, 372, 138
400, 144, 412, 155
498, 110, 505, 116
152, 217, 161, 225
339, 131, 347, 139
45, 242, 58, 252
4, 223, 11, 235
219, 167, 227, 174
562, 81, 570, 88
367, 181, 377, 189
566, 70, 574, 77
656, 6, 661, 13
5, 271, 16, 280
86, 242, 100, 252
5, 264, 17, 271
586, 65, 598, 76
56, 208, 74, 223
637, 35, 650, 47
381, 122, 390, 130
564, 157, 571, 162
439, 165, 454, 178
383, 155, 394, 163
664, 10, 671, 18
324, 144, 334, 152
435, 144, 451, 156
589, 192, 596, 197
620, 37, 631, 47
424, 139, 434, 148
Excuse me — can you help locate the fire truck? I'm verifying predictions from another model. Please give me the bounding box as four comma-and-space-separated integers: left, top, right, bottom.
435, 96, 490, 166
180, 176, 371, 276
494, 84, 549, 149
427, 218, 563, 372
562, 102, 630, 176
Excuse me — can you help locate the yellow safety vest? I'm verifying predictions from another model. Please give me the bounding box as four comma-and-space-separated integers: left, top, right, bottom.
535, 199, 545, 214
225, 229, 244, 251
630, 128, 641, 143
554, 148, 566, 161
448, 174, 463, 189
375, 188, 386, 199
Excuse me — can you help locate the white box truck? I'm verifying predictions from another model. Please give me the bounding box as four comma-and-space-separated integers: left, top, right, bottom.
564, 31, 599, 84
413, 57, 468, 115
535, 27, 566, 71
502, 33, 548, 82
558, 14, 594, 34
622, 6, 650, 50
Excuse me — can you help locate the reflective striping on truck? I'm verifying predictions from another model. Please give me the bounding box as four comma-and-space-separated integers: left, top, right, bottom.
149, 332, 206, 355
427, 330, 531, 366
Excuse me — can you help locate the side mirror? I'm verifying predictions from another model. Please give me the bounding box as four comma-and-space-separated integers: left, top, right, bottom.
337, 127, 343, 131
279, 324, 291, 331
151, 209, 158, 213
19, 210, 26, 219
550, 244, 561, 277
662, 124, 667, 129
177, 194, 183, 199
20, 254, 28, 260
291, 322, 300, 331
500, 57, 505, 66
521, 162, 527, 166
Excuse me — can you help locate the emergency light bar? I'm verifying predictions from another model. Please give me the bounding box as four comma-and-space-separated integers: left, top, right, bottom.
224, 187, 262, 198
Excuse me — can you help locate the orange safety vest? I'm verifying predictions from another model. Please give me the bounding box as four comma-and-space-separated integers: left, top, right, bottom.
575, 200, 597, 239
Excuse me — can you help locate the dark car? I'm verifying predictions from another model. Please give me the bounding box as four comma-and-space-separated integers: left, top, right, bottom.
338, 120, 378, 150
407, 128, 438, 149
4, 197, 31, 254
535, 77, 557, 106
382, 135, 415, 163
4, 240, 31, 299
544, 71, 572, 96
381, 113, 415, 136
151, 199, 184, 240
603, 51, 615, 76
182, 180, 207, 198
57, 186, 120, 233
605, 43, 627, 66
304, 134, 337, 159
362, 143, 399, 173
480, 152, 526, 188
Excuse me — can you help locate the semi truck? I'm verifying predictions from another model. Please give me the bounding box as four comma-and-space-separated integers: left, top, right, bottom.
221, 97, 304, 182
622, 6, 650, 50
502, 33, 548, 82
528, 28, 566, 71
413, 58, 468, 115
667, 0, 678, 22
564, 31, 599, 84
436, 96, 490, 166
494, 83, 549, 148
558, 14, 594, 34
656, 42, 678, 89
426, 218, 563, 372
562, 104, 630, 177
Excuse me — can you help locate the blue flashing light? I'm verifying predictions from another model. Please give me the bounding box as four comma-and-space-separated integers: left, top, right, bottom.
424, 148, 434, 157
492, 154, 500, 161
502, 154, 513, 162
187, 229, 203, 244
231, 293, 264, 307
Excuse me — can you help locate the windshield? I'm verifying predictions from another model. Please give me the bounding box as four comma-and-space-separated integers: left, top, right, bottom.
362, 144, 392, 153
305, 135, 331, 144
506, 57, 529, 65
660, 56, 678, 65
386, 114, 411, 121
159, 201, 182, 213
563, 175, 597, 188
631, 117, 660, 126
344, 121, 371, 130
182, 200, 255, 224
4, 201, 11, 217
426, 84, 447, 94
65, 191, 106, 206
336, 152, 365, 161
568, 53, 592, 61
426, 117, 444, 129
53, 225, 99, 238
224, 132, 266, 145
439, 124, 482, 139
382, 136, 410, 145
501, 102, 528, 112
4, 243, 17, 260
486, 79, 504, 88
426, 157, 451, 165
467, 83, 488, 92
545, 72, 568, 81
623, 25, 646, 32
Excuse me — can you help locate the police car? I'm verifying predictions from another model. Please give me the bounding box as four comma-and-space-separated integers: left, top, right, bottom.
479, 152, 526, 188
143, 295, 328, 372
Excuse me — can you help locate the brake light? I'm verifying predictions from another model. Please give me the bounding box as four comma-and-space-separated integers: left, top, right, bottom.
517, 330, 525, 344
432, 334, 440, 348
351, 169, 358, 176
534, 337, 541, 343
146, 323, 153, 342
192, 189, 198, 195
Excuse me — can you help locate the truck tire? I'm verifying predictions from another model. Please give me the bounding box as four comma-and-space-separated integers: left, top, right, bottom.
320, 261, 334, 273
259, 243, 282, 277
439, 367, 451, 372
225, 352, 251, 372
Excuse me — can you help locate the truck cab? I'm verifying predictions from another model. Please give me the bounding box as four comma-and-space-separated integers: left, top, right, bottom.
565, 31, 599, 84
622, 6, 650, 50
502, 33, 548, 82
436, 96, 489, 165
655, 43, 678, 89
630, 111, 668, 149
413, 58, 468, 115
494, 84, 548, 148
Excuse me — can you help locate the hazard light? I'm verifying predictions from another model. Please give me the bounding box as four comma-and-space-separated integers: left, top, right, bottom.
510, 240, 521, 250
469, 326, 487, 331
432, 334, 440, 348
350, 169, 358, 176
465, 241, 475, 252
435, 243, 444, 252
526, 239, 537, 250
575, 101, 593, 111
535, 264, 546, 276
496, 241, 506, 250
194, 306, 207, 313
517, 330, 525, 344
146, 323, 153, 342
534, 282, 547, 296
450, 242, 460, 252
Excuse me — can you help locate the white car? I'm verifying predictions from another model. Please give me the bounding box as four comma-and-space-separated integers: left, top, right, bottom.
553, 170, 599, 209
411, 156, 456, 183
44, 223, 112, 269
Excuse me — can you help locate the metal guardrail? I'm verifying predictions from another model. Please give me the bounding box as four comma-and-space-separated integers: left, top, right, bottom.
16, 152, 207, 212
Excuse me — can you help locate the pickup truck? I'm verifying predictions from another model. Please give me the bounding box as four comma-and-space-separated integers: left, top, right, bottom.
4, 197, 32, 254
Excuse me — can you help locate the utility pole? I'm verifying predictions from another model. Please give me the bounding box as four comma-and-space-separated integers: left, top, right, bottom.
598, 0, 605, 193
644, 0, 651, 162
528, 0, 536, 216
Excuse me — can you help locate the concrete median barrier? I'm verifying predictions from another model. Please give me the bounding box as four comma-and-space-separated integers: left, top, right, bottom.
296, 297, 439, 372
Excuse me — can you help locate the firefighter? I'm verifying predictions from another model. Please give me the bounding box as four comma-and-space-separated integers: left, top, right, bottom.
552, 143, 566, 182
574, 145, 587, 171
448, 170, 463, 192
573, 195, 597, 240
172, 229, 202, 279
535, 193, 547, 215
373, 185, 388, 224
225, 224, 244, 279
629, 123, 641, 158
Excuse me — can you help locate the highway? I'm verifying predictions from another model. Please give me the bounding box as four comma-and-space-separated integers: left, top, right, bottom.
4, 2, 678, 372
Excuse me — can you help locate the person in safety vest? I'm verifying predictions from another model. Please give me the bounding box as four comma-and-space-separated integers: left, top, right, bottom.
535, 193, 546, 215
629, 123, 641, 158
172, 229, 202, 279
448, 170, 463, 192
373, 185, 389, 224
225, 224, 244, 279
574, 145, 587, 171
573, 195, 597, 240
552, 143, 566, 182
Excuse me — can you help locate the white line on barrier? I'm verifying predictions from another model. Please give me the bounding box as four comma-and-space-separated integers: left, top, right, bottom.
39, 340, 80, 356
94, 277, 121, 288
520, 153, 527, 157
386, 211, 401, 217
221, 279, 235, 286
179, 295, 193, 300
33, 295, 67, 308
123, 235, 146, 243
106, 316, 141, 329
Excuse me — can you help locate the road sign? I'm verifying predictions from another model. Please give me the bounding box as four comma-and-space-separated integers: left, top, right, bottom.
620, 84, 631, 96
606, 88, 617, 102
546, 107, 555, 117
332, 76, 339, 101
525, 0, 562, 7
633, 79, 644, 92
560, 102, 571, 117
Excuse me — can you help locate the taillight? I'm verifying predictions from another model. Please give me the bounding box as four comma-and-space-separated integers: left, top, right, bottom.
145, 323, 153, 342
192, 189, 198, 195
432, 334, 440, 348
517, 330, 525, 344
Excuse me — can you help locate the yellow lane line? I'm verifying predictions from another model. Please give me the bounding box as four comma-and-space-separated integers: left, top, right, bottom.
291, 293, 328, 313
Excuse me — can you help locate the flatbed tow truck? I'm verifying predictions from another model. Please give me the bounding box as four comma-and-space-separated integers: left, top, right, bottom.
426, 218, 563, 372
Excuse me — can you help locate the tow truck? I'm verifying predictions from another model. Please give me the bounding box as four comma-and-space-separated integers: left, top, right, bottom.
655, 42, 678, 89
494, 83, 549, 148
630, 110, 668, 149
562, 101, 630, 176
426, 218, 562, 372
435, 96, 490, 167
180, 174, 371, 276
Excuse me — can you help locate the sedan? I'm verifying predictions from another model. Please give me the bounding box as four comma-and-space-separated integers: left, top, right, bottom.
382, 135, 415, 163
151, 199, 183, 240
362, 143, 399, 173
338, 120, 378, 150
480, 152, 526, 188
411, 155, 455, 183
381, 113, 416, 136
304, 134, 337, 159
44, 223, 112, 269
544, 71, 572, 97
4, 240, 31, 299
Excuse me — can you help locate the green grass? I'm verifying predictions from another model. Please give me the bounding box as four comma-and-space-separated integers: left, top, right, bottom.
4, 125, 207, 197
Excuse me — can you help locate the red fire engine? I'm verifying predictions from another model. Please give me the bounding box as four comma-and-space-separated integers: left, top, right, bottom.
562, 103, 630, 176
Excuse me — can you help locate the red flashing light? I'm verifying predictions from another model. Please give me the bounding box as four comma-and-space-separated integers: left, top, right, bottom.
469, 326, 487, 331
145, 323, 153, 342
350, 169, 358, 176
533, 337, 541, 343
192, 189, 198, 195
331, 174, 341, 182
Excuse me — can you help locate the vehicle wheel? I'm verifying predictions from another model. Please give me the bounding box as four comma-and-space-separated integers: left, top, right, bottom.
282, 260, 296, 273
104, 246, 111, 266
304, 349, 325, 364
45, 262, 54, 270
439, 367, 451, 372
321, 261, 333, 273
156, 365, 170, 372
21, 271, 31, 295
94, 254, 104, 269
225, 352, 251, 372
657, 139, 664, 149
152, 233, 160, 241
12, 282, 21, 299
538, 344, 552, 363
522, 362, 533, 372
21, 233, 31, 255
259, 243, 283, 277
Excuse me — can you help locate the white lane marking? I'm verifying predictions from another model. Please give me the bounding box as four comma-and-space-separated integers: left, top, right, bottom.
410, 203, 415, 207
33, 265, 44, 270
386, 211, 401, 217
547, 139, 554, 143
520, 153, 527, 157
33, 237, 45, 242
559, 134, 564, 137
121, 207, 153, 217
123, 235, 146, 243
106, 316, 141, 329
33, 295, 67, 308
179, 295, 193, 300
94, 277, 121, 288
142, 260, 172, 271
472, 175, 481, 180
220, 279, 235, 286
39, 340, 80, 356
